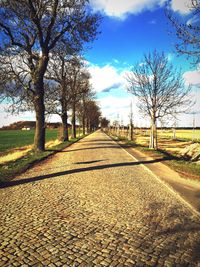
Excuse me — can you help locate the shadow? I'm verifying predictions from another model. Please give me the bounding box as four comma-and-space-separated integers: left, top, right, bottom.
192, 240, 200, 262
74, 160, 106, 165
80, 139, 111, 143
80, 142, 113, 146
0, 157, 171, 189
144, 202, 200, 263
48, 146, 121, 153
153, 204, 200, 236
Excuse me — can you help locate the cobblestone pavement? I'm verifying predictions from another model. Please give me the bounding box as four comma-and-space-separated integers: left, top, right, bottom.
0, 131, 200, 267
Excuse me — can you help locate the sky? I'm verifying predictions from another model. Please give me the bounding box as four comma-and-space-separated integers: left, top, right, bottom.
0, 0, 200, 128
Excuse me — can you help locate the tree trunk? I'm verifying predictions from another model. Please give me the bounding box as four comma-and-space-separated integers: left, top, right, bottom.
129, 122, 134, 141
82, 96, 86, 135
86, 118, 90, 133
32, 56, 49, 152
172, 128, 176, 140
89, 123, 92, 133
34, 93, 45, 152
71, 102, 76, 139
149, 117, 157, 149
82, 116, 85, 135
61, 112, 69, 141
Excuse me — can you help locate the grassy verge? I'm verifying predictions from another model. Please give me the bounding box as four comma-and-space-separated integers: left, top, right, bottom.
108, 132, 200, 181
0, 136, 85, 183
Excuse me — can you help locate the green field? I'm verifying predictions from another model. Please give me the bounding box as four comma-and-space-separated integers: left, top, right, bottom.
0, 129, 59, 152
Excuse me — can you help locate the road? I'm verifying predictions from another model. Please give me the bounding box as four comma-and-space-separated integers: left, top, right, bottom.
0, 131, 200, 267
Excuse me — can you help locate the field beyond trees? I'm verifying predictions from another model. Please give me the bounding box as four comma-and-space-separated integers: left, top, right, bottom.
0, 129, 58, 153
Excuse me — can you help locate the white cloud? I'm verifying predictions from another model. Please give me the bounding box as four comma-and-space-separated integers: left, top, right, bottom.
90, 0, 194, 18
99, 95, 136, 124
170, 0, 192, 14
183, 69, 200, 86
90, 0, 166, 19
88, 64, 124, 92
95, 66, 200, 127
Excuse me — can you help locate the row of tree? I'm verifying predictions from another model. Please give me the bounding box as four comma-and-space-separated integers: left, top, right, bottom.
0, 0, 101, 152
45, 54, 101, 141
125, 0, 200, 149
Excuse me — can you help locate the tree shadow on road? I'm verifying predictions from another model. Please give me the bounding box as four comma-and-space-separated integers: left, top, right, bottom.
144, 202, 200, 263
80, 139, 111, 143
48, 145, 121, 153
0, 157, 171, 189
74, 160, 106, 165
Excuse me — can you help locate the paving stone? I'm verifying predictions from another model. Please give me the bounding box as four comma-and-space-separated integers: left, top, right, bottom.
0, 131, 199, 267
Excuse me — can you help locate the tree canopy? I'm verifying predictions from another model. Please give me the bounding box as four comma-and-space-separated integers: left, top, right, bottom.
0, 0, 101, 151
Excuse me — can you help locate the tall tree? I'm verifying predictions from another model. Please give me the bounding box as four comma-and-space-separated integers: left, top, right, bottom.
45, 54, 91, 141
69, 57, 91, 138
78, 84, 95, 135
85, 100, 101, 132
0, 0, 100, 151
126, 50, 191, 149
167, 0, 200, 65
45, 51, 73, 142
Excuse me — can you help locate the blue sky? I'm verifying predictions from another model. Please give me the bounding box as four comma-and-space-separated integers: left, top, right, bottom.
85, 0, 200, 127
0, 0, 199, 127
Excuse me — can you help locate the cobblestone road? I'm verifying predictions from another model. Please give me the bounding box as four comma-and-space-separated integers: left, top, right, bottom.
0, 131, 200, 267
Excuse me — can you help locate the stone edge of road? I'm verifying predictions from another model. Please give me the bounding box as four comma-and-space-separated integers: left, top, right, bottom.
105, 132, 200, 218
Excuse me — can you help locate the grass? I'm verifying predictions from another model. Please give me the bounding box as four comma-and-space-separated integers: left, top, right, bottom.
0, 136, 85, 183
158, 129, 200, 141
0, 129, 59, 152
137, 129, 200, 141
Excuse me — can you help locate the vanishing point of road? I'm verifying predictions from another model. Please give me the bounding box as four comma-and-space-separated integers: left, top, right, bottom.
0, 131, 200, 267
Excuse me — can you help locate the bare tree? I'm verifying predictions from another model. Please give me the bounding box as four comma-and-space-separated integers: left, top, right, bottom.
68, 57, 91, 139
0, 0, 100, 151
126, 50, 191, 149
45, 51, 74, 142
45, 54, 91, 140
78, 87, 96, 135
85, 100, 101, 132
167, 0, 200, 65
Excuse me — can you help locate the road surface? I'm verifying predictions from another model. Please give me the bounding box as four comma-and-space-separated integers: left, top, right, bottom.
0, 131, 200, 266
